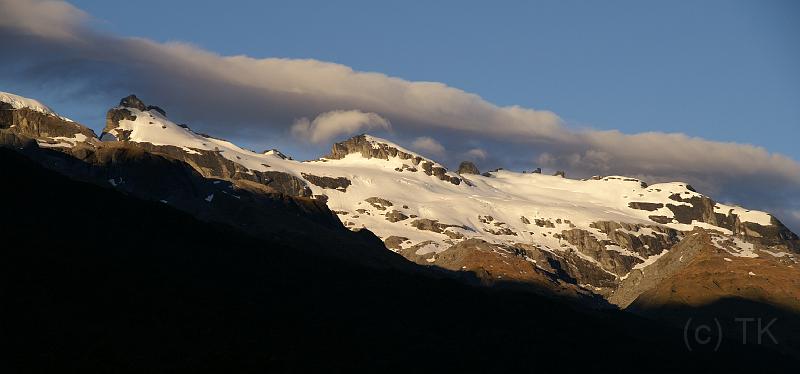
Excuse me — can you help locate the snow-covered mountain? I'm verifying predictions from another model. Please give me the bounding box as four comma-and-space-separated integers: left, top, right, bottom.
3, 92, 799, 309
0, 92, 57, 115
0, 91, 75, 122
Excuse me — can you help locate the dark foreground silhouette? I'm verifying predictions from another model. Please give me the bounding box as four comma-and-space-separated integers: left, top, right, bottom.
1, 148, 796, 373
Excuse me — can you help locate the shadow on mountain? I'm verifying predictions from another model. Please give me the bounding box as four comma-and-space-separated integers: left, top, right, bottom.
631, 296, 800, 359
0, 131, 603, 305
2, 132, 418, 269
1, 148, 798, 373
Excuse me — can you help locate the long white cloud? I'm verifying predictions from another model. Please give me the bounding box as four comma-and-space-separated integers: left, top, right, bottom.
291, 110, 390, 144
1, 0, 799, 230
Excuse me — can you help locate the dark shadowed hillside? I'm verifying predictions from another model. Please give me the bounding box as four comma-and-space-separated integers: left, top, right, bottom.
1, 149, 797, 373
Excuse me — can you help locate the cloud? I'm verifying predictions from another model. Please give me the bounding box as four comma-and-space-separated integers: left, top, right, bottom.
411, 137, 446, 157
291, 110, 390, 144
537, 153, 556, 167
1, 0, 799, 231
0, 0, 87, 40
466, 148, 488, 160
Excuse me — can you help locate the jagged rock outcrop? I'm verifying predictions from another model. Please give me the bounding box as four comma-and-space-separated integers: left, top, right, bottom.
301, 173, 351, 192
328, 134, 408, 160
589, 221, 681, 258
666, 193, 798, 250
550, 248, 620, 289
365, 197, 393, 210
120, 94, 148, 111
457, 161, 480, 175
326, 134, 462, 185
385, 210, 409, 222
410, 218, 469, 234
115, 94, 166, 115
554, 228, 642, 275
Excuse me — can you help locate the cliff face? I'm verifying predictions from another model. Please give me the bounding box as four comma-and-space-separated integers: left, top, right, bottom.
0, 107, 96, 140
664, 193, 798, 249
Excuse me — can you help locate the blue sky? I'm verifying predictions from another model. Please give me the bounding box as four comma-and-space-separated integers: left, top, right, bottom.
69, 0, 800, 159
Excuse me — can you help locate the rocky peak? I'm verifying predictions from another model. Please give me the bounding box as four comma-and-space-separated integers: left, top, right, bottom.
326, 134, 462, 186
325, 134, 433, 165
104, 95, 171, 140
120, 95, 148, 112
118, 95, 167, 116
327, 134, 403, 161
457, 161, 480, 175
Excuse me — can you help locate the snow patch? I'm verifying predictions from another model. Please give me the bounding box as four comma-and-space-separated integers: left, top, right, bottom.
715, 203, 772, 226
711, 236, 758, 258
414, 243, 439, 256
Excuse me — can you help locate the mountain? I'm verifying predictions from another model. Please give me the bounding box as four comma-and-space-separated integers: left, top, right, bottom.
2, 91, 800, 365
0, 111, 796, 373
95, 94, 799, 300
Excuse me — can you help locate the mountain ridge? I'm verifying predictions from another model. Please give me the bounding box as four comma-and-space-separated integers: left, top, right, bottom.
2, 91, 798, 313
